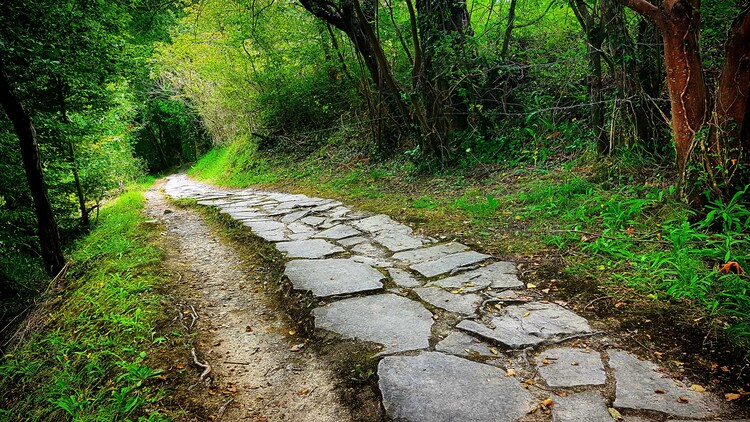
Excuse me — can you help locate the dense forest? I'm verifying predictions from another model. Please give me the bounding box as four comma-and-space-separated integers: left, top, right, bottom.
1, 0, 750, 418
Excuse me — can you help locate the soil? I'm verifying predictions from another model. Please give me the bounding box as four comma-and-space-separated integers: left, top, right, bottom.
144, 182, 383, 421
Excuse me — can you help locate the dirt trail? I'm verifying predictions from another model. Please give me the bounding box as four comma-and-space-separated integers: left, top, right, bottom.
145, 184, 367, 421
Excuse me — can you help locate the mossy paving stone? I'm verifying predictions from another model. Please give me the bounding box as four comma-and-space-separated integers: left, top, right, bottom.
284, 258, 384, 297
313, 294, 432, 353
377, 352, 532, 422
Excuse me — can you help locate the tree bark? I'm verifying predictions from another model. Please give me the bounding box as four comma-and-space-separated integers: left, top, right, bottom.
56, 77, 89, 227
0, 60, 66, 276
500, 0, 517, 59
706, 8, 750, 192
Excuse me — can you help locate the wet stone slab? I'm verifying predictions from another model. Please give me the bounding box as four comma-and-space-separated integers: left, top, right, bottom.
312, 224, 361, 240
552, 392, 612, 422
373, 231, 427, 252
284, 259, 384, 297
537, 347, 606, 387
378, 352, 532, 422
413, 287, 482, 315
457, 302, 592, 349
276, 239, 344, 259
410, 251, 491, 278
609, 349, 713, 419
435, 332, 501, 358
392, 242, 469, 264
387, 268, 421, 288
314, 294, 432, 353
428, 262, 523, 292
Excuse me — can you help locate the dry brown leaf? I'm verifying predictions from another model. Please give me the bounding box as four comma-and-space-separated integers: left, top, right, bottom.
725, 393, 741, 401
690, 384, 706, 393
506, 368, 516, 377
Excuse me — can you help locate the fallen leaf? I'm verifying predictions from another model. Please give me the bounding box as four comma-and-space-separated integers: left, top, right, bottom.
654, 389, 666, 394
288, 330, 296, 336
710, 362, 718, 370
608, 408, 623, 420
721, 366, 730, 373
539, 398, 554, 408
290, 343, 304, 352
526, 283, 537, 289
297, 388, 310, 396
490, 348, 499, 355
614, 302, 625, 308
523, 312, 531, 317
725, 393, 741, 401
570, 361, 579, 366
690, 384, 706, 393
506, 368, 516, 377
542, 359, 550, 365
677, 396, 689, 403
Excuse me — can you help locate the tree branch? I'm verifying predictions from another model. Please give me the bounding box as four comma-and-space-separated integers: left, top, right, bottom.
617, 0, 662, 26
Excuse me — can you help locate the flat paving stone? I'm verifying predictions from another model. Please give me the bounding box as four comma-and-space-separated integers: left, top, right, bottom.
254, 229, 289, 242
284, 259, 384, 297
312, 224, 361, 240
552, 392, 612, 422
287, 221, 315, 234
314, 294, 431, 353
537, 347, 606, 387
457, 302, 592, 349
281, 210, 309, 223
373, 231, 426, 252
435, 332, 500, 358
410, 251, 491, 278
337, 236, 368, 247
350, 242, 387, 257
241, 220, 286, 233
609, 349, 713, 419
276, 239, 344, 258
378, 352, 532, 422
428, 262, 523, 292
387, 268, 421, 288
352, 214, 411, 234
413, 287, 481, 315
392, 242, 469, 264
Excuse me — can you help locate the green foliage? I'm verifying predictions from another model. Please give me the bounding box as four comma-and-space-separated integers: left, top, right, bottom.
0, 188, 168, 420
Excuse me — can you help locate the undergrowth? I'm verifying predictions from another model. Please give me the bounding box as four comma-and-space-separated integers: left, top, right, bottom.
189, 140, 750, 352
0, 186, 168, 421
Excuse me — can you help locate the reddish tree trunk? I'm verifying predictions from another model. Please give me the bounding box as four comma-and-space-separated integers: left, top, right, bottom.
659, 0, 707, 179
707, 8, 750, 192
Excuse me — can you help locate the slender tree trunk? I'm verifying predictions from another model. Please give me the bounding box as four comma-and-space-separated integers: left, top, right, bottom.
56, 78, 89, 227
500, 0, 517, 59
0, 60, 65, 276
569, 0, 608, 154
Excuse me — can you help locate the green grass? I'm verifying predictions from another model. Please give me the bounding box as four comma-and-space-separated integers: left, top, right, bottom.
0, 187, 169, 421
188, 140, 750, 351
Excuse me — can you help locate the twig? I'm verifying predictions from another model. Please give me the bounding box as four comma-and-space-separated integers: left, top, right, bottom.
584, 296, 610, 310
191, 347, 212, 382
189, 304, 198, 329
216, 398, 234, 420
224, 361, 251, 365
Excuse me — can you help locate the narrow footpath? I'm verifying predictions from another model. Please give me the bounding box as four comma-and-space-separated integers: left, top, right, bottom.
160, 174, 744, 422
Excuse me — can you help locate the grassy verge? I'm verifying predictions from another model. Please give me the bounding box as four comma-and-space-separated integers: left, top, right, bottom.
189, 140, 750, 360
0, 183, 169, 421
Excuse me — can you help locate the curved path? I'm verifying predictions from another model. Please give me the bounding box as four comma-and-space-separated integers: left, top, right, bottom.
163, 174, 736, 421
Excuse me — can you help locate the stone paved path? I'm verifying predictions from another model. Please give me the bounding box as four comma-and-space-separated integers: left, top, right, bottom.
163, 174, 738, 421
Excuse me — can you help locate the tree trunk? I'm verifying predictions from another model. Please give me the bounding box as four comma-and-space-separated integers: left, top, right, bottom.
659, 0, 707, 181
0, 60, 66, 276
56, 77, 89, 227
500, 0, 517, 59
706, 8, 750, 193
569, 0, 608, 154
